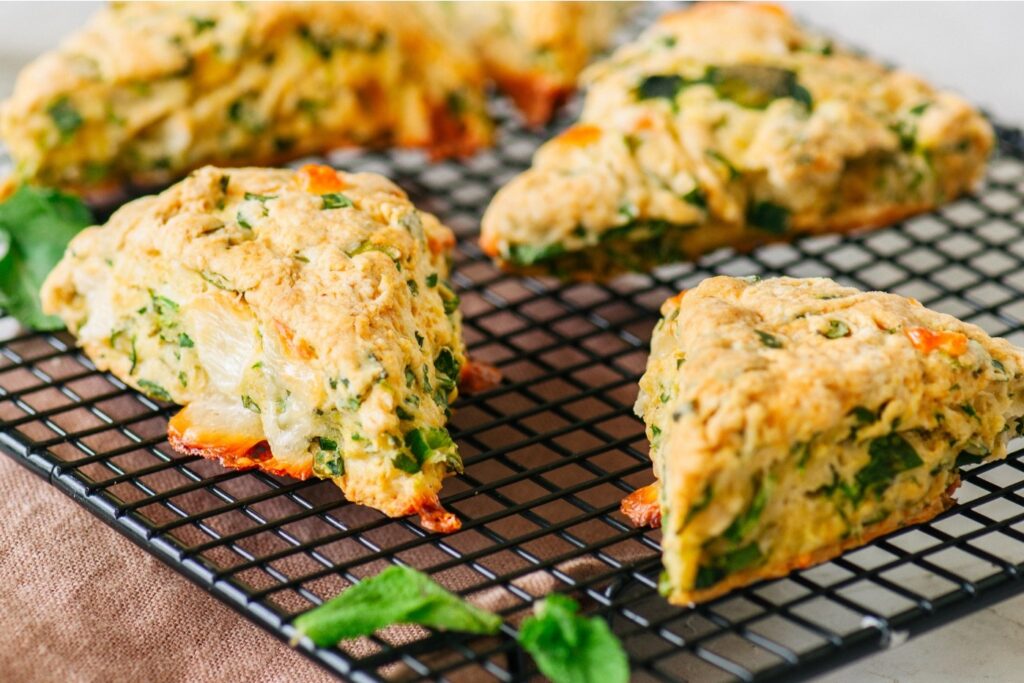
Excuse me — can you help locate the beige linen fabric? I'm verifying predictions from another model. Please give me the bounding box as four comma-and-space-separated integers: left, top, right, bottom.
0, 455, 334, 683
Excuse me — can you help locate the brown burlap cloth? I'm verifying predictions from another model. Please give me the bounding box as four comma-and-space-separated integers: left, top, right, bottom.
0, 450, 626, 682
0, 455, 334, 683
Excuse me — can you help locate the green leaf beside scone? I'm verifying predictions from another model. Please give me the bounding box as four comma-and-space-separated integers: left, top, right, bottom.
0, 185, 92, 330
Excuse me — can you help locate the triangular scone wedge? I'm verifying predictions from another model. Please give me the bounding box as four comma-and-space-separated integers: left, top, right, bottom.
481, 3, 993, 279
441, 2, 626, 126
0, 2, 492, 199
41, 164, 467, 532
627, 276, 1024, 604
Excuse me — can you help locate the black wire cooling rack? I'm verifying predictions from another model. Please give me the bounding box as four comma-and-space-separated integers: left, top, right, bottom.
5, 15, 1024, 683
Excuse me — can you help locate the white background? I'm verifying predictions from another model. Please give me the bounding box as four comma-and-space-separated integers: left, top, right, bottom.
0, 3, 1022, 682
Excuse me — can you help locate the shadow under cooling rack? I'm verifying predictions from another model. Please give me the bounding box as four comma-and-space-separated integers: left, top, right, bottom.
4, 44, 1024, 683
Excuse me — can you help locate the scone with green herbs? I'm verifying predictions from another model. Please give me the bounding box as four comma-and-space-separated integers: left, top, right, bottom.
41, 164, 466, 532
481, 3, 993, 279
1, 1, 492, 199
626, 276, 1024, 604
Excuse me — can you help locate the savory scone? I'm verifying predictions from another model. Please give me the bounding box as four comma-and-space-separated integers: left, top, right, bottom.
41, 164, 467, 532
626, 276, 1024, 604
481, 3, 994, 279
0, 2, 492, 199
439, 2, 625, 126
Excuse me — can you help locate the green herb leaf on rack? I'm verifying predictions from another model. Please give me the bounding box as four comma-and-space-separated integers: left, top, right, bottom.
517, 594, 629, 683
291, 565, 501, 647
0, 185, 93, 330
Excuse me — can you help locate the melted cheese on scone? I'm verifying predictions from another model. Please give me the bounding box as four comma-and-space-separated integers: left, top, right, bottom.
41, 165, 466, 532
481, 3, 993, 278
631, 276, 1024, 604
0, 2, 492, 197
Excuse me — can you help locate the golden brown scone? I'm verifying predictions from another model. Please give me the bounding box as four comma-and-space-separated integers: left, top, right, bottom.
439, 2, 625, 126
629, 276, 1024, 604
41, 164, 466, 532
481, 3, 993, 279
0, 2, 492, 199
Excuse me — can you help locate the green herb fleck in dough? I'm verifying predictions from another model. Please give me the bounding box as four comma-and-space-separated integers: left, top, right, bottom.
856, 433, 923, 501
241, 394, 261, 414
138, 379, 172, 401
755, 330, 783, 348
321, 193, 353, 210
822, 320, 850, 339
636, 74, 687, 102
47, 97, 83, 140
746, 201, 790, 234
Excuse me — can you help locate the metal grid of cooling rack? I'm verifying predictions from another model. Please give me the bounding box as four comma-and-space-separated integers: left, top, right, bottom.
6, 21, 1024, 683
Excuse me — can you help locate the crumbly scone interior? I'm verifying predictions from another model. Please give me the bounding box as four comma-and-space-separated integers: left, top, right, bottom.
41, 165, 466, 530
635, 277, 1024, 603
481, 4, 993, 278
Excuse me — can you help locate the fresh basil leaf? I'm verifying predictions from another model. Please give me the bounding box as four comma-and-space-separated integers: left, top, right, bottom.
292, 565, 501, 646
518, 594, 629, 683
0, 186, 93, 330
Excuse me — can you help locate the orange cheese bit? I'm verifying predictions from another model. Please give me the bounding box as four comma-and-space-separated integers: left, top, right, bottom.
298, 164, 346, 194
621, 482, 662, 528
750, 3, 789, 18
458, 359, 502, 394
427, 230, 456, 256
478, 231, 500, 257
661, 290, 686, 316
556, 123, 603, 148
631, 113, 658, 133
904, 326, 969, 356
273, 319, 317, 360
168, 407, 313, 481
412, 494, 462, 533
